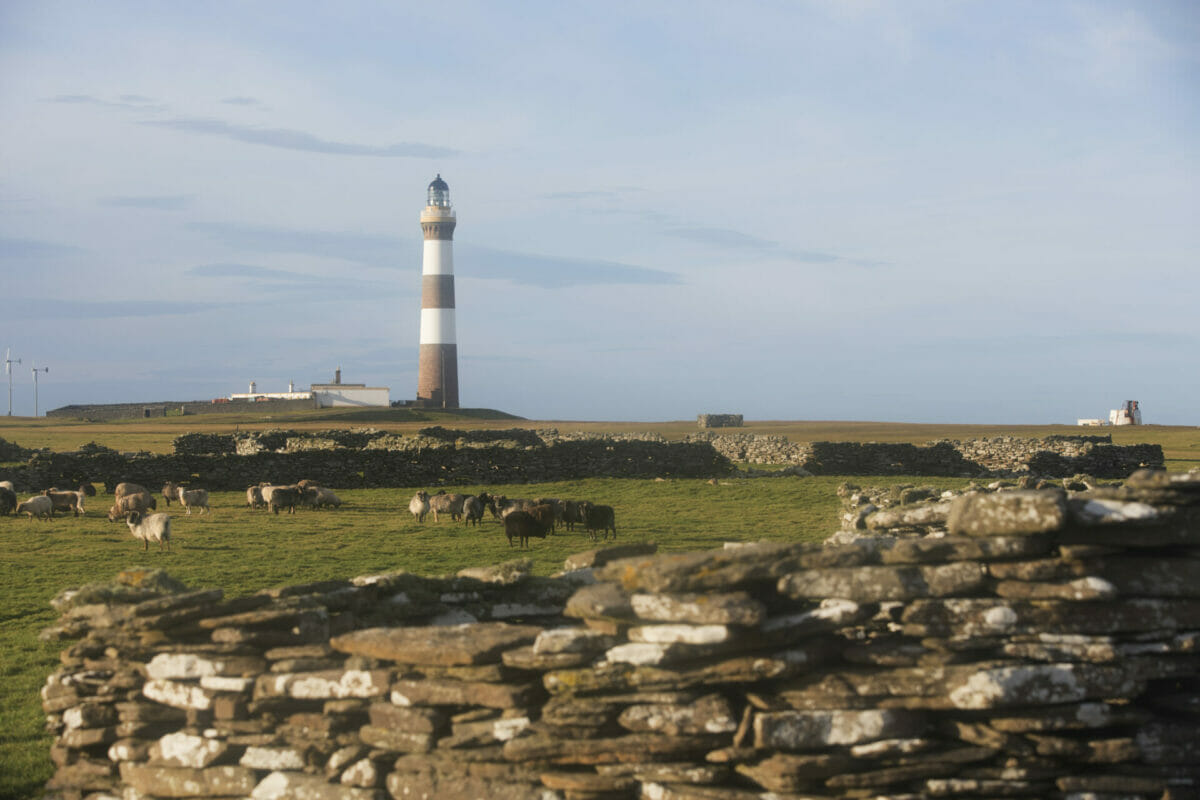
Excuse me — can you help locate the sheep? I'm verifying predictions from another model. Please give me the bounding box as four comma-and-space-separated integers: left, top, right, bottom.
462, 494, 486, 527
16, 495, 54, 521
562, 500, 583, 531
43, 488, 85, 517
490, 495, 536, 520
408, 490, 430, 522
534, 497, 565, 529
0, 480, 14, 492
78, 483, 97, 497
269, 486, 301, 515
125, 510, 171, 552
503, 510, 551, 549
528, 503, 557, 534
114, 482, 151, 500
161, 482, 181, 507
176, 487, 210, 515
304, 486, 342, 509
260, 484, 279, 506
107, 492, 156, 522
429, 491, 467, 522
580, 502, 617, 542
0, 486, 16, 516
296, 479, 319, 490
246, 485, 265, 509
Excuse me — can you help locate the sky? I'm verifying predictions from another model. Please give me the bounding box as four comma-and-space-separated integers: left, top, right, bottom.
1, 1, 1197, 424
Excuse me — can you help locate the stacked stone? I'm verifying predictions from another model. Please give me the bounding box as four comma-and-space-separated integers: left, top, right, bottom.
39, 471, 1200, 799
697, 415, 744, 429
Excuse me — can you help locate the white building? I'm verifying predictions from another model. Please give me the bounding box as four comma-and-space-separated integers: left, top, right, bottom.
228, 370, 390, 408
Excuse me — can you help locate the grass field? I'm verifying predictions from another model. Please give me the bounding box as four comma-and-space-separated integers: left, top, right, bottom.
1, 412, 1196, 799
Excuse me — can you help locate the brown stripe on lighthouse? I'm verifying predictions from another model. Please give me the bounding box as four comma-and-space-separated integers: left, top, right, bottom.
416, 174, 459, 408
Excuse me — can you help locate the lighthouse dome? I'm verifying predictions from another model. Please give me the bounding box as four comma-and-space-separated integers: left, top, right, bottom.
427, 174, 450, 207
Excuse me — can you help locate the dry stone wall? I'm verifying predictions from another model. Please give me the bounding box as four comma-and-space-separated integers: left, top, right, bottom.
686, 432, 1162, 478
39, 469, 1200, 799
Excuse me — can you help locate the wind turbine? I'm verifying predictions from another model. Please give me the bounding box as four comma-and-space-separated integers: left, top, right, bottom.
32, 362, 49, 418
4, 348, 20, 416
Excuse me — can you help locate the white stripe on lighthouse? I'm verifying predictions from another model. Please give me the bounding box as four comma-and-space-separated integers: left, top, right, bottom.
422, 240, 455, 275
419, 308, 456, 345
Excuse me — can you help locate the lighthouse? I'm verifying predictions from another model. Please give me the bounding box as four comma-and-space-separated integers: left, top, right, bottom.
417, 174, 459, 407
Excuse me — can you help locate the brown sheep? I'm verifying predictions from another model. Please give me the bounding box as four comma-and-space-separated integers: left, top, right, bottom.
503, 510, 551, 549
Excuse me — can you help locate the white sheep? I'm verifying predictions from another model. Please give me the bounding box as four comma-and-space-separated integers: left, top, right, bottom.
176, 487, 210, 515
126, 510, 171, 552
408, 490, 429, 522
43, 488, 85, 517
16, 495, 53, 520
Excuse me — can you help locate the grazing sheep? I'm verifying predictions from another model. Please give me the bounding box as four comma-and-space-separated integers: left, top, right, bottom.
528, 503, 557, 534
107, 492, 156, 522
490, 496, 536, 520
503, 510, 551, 549
43, 489, 85, 517
580, 502, 617, 542
0, 486, 16, 516
78, 483, 97, 497
114, 482, 151, 500
429, 491, 467, 522
462, 494, 486, 527
161, 482, 181, 507
260, 484, 278, 506
562, 500, 583, 531
534, 497, 565, 528
269, 486, 301, 515
296, 479, 319, 490
246, 485, 265, 509
176, 487, 210, 515
125, 510, 171, 552
16, 495, 54, 521
304, 486, 342, 509
408, 490, 430, 523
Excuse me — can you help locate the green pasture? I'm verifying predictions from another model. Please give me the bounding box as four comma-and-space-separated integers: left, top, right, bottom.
1, 413, 1196, 798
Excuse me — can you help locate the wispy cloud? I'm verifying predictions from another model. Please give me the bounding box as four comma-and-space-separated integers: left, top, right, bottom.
662, 225, 876, 267
221, 96, 264, 107
2, 299, 229, 321
187, 223, 403, 268
100, 194, 196, 211
45, 94, 166, 112
140, 117, 459, 158
462, 244, 680, 288
0, 236, 84, 259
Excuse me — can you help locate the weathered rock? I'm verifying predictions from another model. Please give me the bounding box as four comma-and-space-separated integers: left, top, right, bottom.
251, 770, 380, 799
119, 763, 258, 797
391, 677, 540, 709
628, 592, 766, 626
778, 562, 987, 602
616, 694, 737, 736
753, 709, 924, 749
946, 490, 1067, 536
149, 732, 230, 768
331, 622, 540, 665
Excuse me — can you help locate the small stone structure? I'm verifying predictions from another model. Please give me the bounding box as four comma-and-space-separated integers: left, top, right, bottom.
697, 414, 743, 429
38, 469, 1200, 799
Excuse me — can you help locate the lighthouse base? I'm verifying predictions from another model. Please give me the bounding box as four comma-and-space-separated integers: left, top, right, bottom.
416, 343, 459, 409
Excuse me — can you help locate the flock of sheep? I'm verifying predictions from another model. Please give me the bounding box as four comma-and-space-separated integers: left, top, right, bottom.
407, 490, 617, 549
1, 478, 615, 553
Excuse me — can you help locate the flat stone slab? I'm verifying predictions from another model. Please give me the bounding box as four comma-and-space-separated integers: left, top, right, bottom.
330, 622, 541, 665
946, 490, 1067, 537
119, 763, 258, 797
630, 591, 766, 626
778, 562, 987, 602
254, 669, 392, 700
563, 543, 658, 571
251, 770, 379, 799
754, 709, 924, 749
617, 693, 737, 735
392, 677, 540, 709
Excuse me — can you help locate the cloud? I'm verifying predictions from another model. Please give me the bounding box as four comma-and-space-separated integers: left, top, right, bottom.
99, 194, 196, 211
140, 117, 460, 158
662, 225, 875, 267
45, 94, 165, 111
462, 244, 681, 288
221, 96, 264, 106
0, 236, 84, 259
2, 299, 230, 321
188, 223, 403, 268
184, 263, 402, 304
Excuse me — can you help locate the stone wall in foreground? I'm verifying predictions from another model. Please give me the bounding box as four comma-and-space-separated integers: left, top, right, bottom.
39, 469, 1200, 799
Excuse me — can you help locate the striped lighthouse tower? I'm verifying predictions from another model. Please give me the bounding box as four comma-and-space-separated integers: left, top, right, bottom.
417, 174, 459, 408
